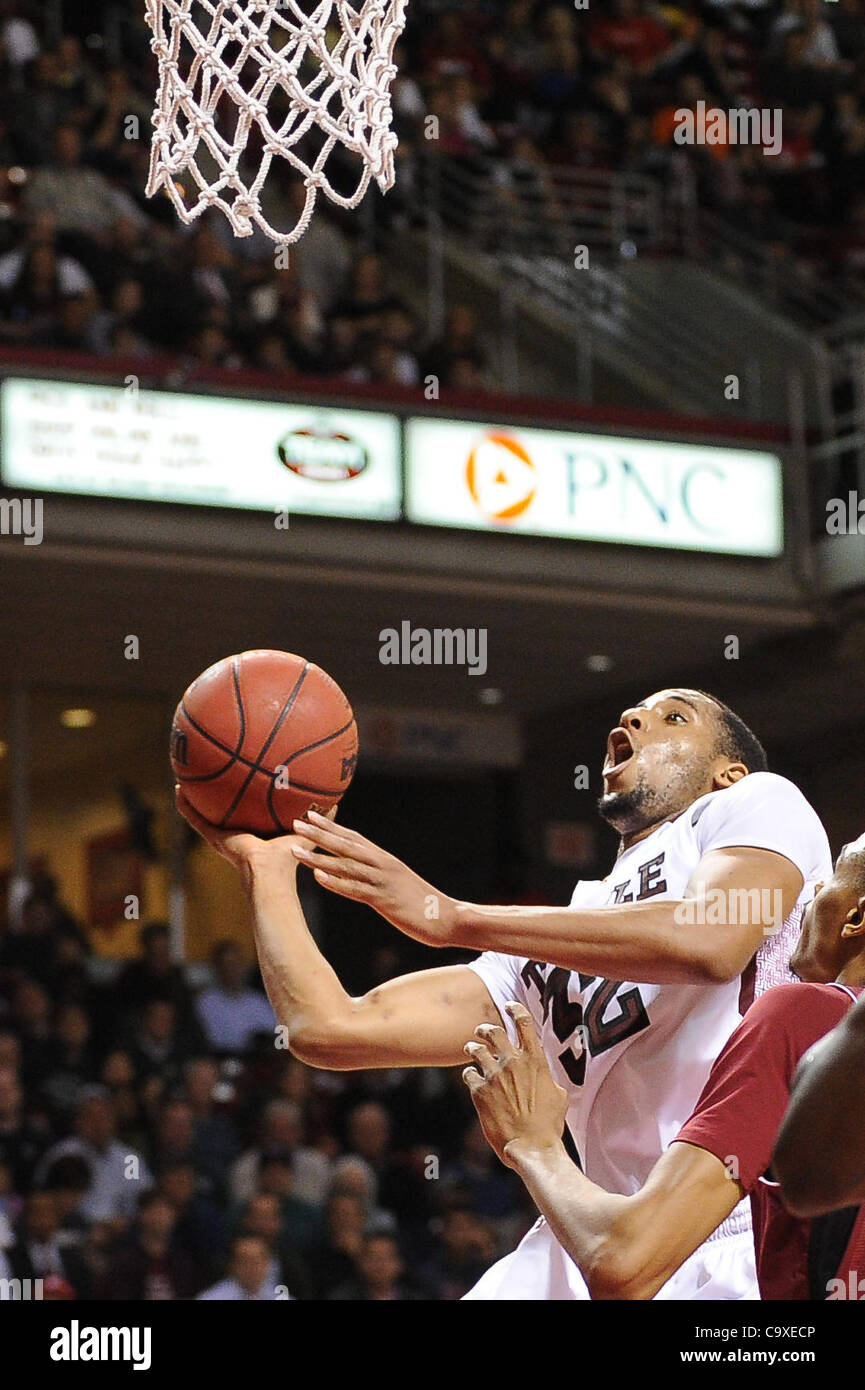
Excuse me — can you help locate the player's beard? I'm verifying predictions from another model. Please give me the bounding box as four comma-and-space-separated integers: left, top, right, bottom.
597, 760, 708, 836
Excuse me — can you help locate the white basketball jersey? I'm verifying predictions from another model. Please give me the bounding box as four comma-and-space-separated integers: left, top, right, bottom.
466, 772, 831, 1300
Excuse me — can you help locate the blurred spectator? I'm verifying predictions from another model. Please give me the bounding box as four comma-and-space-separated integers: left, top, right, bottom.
128, 998, 196, 1087
237, 1191, 312, 1298
5, 1191, 90, 1295
0, 874, 86, 986
23, 123, 147, 240
98, 1050, 149, 1150
328, 253, 405, 338
420, 1205, 498, 1299
40, 1003, 96, 1121
440, 1119, 524, 1223
8, 978, 54, 1089
91, 277, 154, 355
0, 1, 39, 71
0, 213, 92, 327
588, 0, 673, 72
0, 1065, 47, 1192
254, 1149, 321, 1248
327, 1230, 426, 1300
184, 1057, 241, 1177
114, 921, 198, 1030
230, 1097, 330, 1208
40, 1154, 92, 1244
197, 1233, 286, 1300
36, 1089, 152, 1223
0, 1160, 19, 1248
304, 1191, 368, 1297
770, 0, 843, 66
195, 941, 276, 1054
422, 303, 487, 385
101, 1190, 197, 1299
156, 1161, 226, 1286
150, 1098, 198, 1172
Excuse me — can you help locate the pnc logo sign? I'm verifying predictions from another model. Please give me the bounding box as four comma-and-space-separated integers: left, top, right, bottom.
466, 434, 537, 523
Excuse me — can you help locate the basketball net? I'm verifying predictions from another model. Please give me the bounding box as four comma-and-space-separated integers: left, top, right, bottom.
144, 0, 408, 244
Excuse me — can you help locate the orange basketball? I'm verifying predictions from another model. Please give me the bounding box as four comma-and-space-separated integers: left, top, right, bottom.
170, 650, 358, 835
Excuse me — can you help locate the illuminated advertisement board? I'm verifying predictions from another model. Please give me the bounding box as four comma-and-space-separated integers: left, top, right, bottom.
405, 418, 783, 556
0, 378, 401, 520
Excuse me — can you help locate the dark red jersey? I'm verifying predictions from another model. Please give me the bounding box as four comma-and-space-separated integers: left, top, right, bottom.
676, 981, 865, 1300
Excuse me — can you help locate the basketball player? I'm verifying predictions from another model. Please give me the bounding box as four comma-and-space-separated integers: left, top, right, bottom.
772, 835, 865, 1220
178, 688, 830, 1298
462, 841, 865, 1300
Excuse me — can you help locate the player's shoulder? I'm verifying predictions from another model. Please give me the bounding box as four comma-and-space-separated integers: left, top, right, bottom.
742, 981, 854, 1032
688, 770, 816, 825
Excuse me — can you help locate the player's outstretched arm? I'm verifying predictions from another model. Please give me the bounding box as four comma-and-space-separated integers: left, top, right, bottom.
176, 789, 503, 1070
292, 814, 802, 985
464, 1004, 742, 1300
773, 993, 865, 1216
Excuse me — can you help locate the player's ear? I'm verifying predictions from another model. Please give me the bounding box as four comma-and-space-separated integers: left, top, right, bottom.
841, 896, 865, 938
713, 761, 748, 789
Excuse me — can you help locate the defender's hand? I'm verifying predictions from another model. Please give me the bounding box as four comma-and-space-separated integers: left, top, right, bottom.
463, 1002, 569, 1168
290, 811, 456, 944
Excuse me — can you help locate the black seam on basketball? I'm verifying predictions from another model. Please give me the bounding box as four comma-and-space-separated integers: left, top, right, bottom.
261, 721, 357, 831
176, 715, 353, 777
219, 662, 311, 828
280, 717, 356, 765
175, 765, 236, 784
179, 696, 251, 774
232, 657, 247, 754
285, 777, 350, 796
267, 771, 289, 833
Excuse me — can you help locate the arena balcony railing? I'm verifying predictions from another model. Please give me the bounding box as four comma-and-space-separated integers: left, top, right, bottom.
386, 149, 832, 428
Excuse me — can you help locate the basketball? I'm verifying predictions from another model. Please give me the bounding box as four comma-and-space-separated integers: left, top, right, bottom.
170, 650, 359, 835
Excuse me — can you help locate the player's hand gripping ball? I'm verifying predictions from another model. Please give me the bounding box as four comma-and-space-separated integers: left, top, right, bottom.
170, 649, 358, 835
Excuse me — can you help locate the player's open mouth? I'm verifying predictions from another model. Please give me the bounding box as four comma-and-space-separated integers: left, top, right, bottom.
603, 728, 635, 779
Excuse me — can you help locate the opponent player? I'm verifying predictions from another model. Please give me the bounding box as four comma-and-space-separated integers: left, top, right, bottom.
772, 835, 865, 1220
180, 687, 830, 1299
462, 841, 865, 1300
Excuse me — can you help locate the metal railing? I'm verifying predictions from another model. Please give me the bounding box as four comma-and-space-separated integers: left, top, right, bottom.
388, 152, 835, 418
406, 152, 865, 336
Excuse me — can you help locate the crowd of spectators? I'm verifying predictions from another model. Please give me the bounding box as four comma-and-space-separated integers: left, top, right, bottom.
2, 0, 865, 394
384, 0, 865, 291
0, 871, 534, 1300
0, 0, 497, 392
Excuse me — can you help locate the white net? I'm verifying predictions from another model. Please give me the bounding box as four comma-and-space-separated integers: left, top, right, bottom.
144, 0, 408, 244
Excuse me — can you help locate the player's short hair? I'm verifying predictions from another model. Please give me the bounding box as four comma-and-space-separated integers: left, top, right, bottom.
838, 834, 865, 889
690, 691, 768, 774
